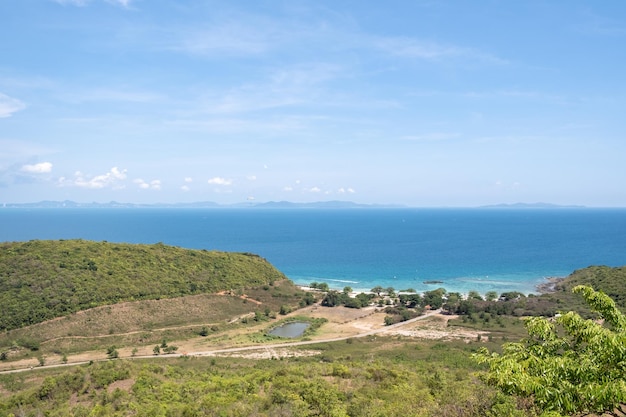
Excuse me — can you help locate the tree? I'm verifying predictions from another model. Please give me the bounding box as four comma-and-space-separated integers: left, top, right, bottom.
467, 290, 483, 301
474, 285, 626, 416
153, 345, 161, 355
343, 286, 352, 294
422, 288, 446, 309
371, 286, 384, 296
106, 346, 119, 359
321, 290, 343, 307
485, 291, 498, 302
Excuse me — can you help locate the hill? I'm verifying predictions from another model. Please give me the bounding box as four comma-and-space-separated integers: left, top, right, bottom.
0, 240, 287, 331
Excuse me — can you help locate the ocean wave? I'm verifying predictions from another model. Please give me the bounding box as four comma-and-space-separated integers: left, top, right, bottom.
325, 279, 360, 284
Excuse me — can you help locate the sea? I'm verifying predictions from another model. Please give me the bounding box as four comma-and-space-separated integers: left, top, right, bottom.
1, 208, 625, 296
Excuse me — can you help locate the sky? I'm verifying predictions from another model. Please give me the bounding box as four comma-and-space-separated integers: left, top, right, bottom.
1, 1, 625, 207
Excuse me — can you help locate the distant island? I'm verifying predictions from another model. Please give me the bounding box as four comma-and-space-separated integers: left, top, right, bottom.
479, 202, 586, 209
0, 200, 593, 209
0, 200, 405, 209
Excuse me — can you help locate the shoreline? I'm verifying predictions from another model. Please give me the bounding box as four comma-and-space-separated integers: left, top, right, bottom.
535, 276, 566, 294
297, 274, 568, 298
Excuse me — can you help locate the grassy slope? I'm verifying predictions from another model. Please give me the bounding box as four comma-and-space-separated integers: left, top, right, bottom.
0, 240, 287, 331
0, 338, 529, 417
555, 265, 626, 309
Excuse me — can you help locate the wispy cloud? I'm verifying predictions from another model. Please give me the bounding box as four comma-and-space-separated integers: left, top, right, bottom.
401, 133, 461, 142
21, 162, 53, 174
0, 93, 26, 118
170, 20, 276, 57
64, 88, 163, 104
53, 0, 89, 6
134, 178, 161, 190
201, 63, 343, 115
207, 177, 232, 186
374, 36, 508, 64
107, 0, 133, 8
54, 0, 134, 8
59, 167, 127, 189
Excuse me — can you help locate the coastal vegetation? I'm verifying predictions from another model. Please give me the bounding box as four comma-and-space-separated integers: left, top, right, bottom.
0, 240, 288, 331
1, 239, 625, 416
475, 285, 626, 416
0, 337, 527, 417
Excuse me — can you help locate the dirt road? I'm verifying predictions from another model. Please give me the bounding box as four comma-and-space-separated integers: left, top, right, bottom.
0, 309, 445, 374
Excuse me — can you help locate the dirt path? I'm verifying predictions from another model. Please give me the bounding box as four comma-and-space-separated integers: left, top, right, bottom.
0, 306, 484, 374
0, 309, 449, 374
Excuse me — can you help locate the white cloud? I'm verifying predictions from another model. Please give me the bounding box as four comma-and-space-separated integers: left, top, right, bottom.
337, 187, 355, 194
184, 177, 193, 183
401, 133, 461, 142
309, 186, 321, 193
208, 177, 233, 186
172, 20, 275, 57
61, 167, 127, 189
0, 93, 26, 118
53, 0, 89, 6
54, 0, 133, 7
181, 185, 190, 192
246, 175, 257, 181
283, 186, 293, 192
374, 36, 507, 64
21, 162, 53, 174
106, 0, 132, 8
134, 178, 161, 190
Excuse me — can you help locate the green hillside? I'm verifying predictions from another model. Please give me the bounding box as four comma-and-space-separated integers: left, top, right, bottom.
0, 240, 287, 331
556, 265, 626, 307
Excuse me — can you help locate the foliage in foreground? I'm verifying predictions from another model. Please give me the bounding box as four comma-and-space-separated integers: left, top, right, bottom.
474, 285, 626, 416
0, 240, 287, 331
0, 339, 534, 417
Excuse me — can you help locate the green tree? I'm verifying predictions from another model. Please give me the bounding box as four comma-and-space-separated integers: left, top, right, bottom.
422, 288, 446, 309
106, 345, 119, 359
343, 286, 352, 294
474, 285, 626, 416
467, 290, 483, 301
371, 286, 384, 296
153, 345, 161, 355
485, 291, 498, 302
385, 287, 396, 297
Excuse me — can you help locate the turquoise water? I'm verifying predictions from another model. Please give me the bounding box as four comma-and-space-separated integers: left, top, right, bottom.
1, 208, 625, 295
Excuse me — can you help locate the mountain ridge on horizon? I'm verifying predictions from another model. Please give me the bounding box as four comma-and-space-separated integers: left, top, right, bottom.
0, 200, 593, 209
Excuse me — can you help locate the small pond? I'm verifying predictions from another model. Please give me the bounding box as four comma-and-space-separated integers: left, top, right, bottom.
268, 322, 310, 338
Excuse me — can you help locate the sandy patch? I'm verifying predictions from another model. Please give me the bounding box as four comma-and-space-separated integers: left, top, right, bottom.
107, 378, 135, 393
381, 315, 488, 341
217, 348, 321, 360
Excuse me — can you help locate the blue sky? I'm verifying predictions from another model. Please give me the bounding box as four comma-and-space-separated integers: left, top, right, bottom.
1, 0, 625, 206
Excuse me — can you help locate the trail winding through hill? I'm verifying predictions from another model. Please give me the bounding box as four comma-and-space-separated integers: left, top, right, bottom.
0, 309, 442, 375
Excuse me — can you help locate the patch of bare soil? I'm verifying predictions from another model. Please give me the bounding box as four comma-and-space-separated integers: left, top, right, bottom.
218, 348, 321, 360
382, 314, 488, 341
0, 304, 489, 373
290, 305, 387, 339
107, 378, 135, 393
